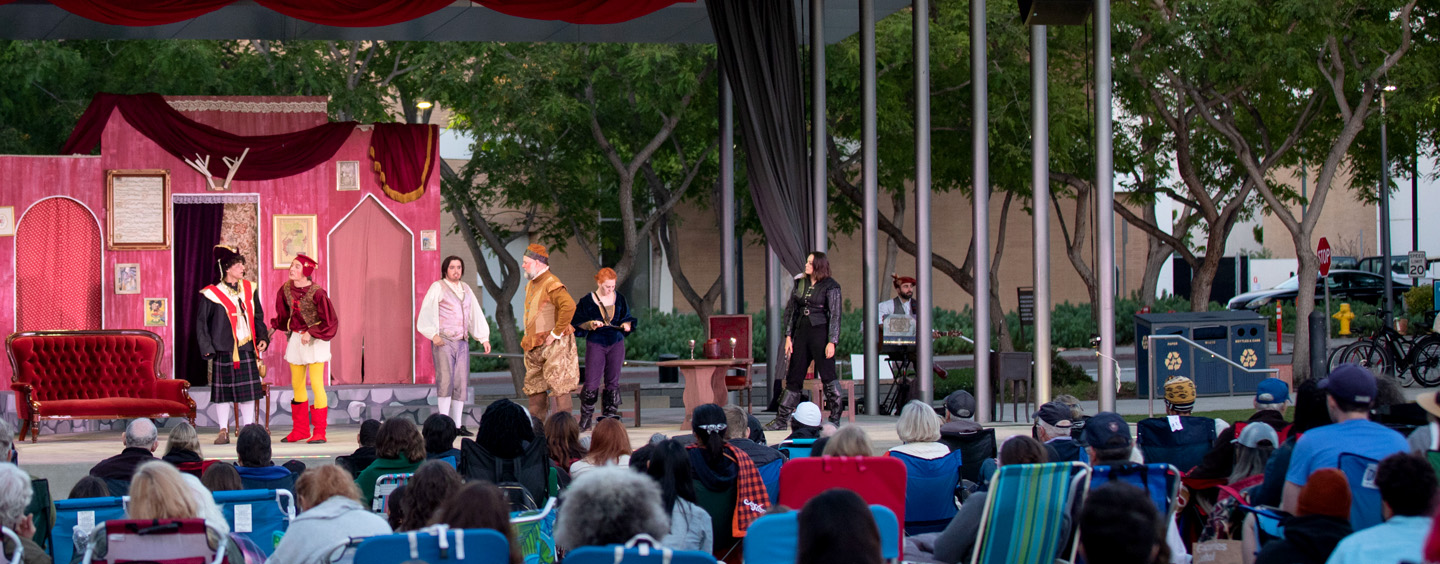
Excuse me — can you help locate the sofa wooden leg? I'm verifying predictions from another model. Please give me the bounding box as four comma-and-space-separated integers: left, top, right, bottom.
28, 417, 38, 443
18, 419, 31, 444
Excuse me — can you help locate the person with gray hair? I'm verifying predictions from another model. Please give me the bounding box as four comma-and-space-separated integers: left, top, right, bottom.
555, 466, 670, 550
888, 400, 950, 461
0, 462, 47, 563
0, 419, 14, 463
86, 419, 158, 496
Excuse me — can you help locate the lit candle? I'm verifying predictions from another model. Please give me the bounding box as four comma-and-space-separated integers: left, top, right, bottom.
730, 337, 737, 358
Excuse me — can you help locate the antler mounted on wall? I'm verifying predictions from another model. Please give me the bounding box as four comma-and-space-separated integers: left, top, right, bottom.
183, 148, 249, 191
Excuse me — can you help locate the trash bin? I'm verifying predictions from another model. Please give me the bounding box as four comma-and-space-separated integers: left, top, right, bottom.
658, 354, 680, 383
1135, 311, 1269, 397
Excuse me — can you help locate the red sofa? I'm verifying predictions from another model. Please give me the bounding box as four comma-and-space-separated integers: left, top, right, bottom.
6, 330, 195, 442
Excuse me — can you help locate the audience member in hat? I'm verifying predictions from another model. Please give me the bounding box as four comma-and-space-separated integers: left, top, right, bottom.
927, 436, 1049, 563
87, 418, 158, 496
1135, 376, 1228, 469
1408, 391, 1439, 454
940, 390, 982, 439
336, 419, 381, 478
785, 401, 825, 440
1281, 364, 1409, 515
272, 464, 392, 564
1326, 452, 1436, 564
1034, 402, 1084, 463
1253, 468, 1352, 564
1227, 422, 1278, 485
1190, 378, 1290, 481
722, 405, 782, 467
797, 488, 884, 564
889, 400, 952, 462
1081, 412, 1191, 563
1053, 394, 1088, 438
1253, 379, 1332, 507
1079, 482, 1167, 564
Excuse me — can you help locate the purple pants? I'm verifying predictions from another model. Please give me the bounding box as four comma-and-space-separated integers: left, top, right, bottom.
584, 339, 625, 392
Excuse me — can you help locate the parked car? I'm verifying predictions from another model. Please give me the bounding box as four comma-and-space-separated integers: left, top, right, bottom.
1227, 269, 1410, 311
1357, 255, 1439, 283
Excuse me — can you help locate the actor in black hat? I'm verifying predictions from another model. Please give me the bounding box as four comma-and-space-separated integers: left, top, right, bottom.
196, 245, 269, 445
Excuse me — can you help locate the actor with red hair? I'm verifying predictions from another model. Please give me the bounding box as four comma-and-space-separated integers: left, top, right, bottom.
571, 267, 638, 430
271, 254, 338, 443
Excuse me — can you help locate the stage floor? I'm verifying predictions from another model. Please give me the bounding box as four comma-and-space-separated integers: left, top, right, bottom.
15, 405, 1035, 497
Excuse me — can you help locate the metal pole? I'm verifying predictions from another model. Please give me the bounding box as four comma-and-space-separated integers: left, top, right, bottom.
1414, 149, 1421, 252
766, 246, 784, 407
861, 0, 880, 416
1031, 24, 1052, 405
968, 0, 988, 418
811, 0, 828, 252
1381, 92, 1393, 329
720, 66, 737, 315
1095, 0, 1117, 412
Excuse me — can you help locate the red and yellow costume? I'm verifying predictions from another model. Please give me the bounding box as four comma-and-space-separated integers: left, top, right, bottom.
269, 254, 339, 443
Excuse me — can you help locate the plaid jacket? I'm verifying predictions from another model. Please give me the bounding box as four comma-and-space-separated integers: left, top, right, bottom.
689, 443, 771, 536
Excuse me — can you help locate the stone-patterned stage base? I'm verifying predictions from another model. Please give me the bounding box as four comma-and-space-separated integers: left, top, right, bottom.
0, 384, 478, 435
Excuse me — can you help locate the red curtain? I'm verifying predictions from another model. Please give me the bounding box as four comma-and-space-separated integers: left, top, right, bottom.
369, 123, 436, 204
16, 198, 102, 332
22, 0, 689, 27
63, 93, 356, 181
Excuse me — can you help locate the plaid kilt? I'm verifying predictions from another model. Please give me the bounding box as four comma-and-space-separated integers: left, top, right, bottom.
210, 348, 264, 403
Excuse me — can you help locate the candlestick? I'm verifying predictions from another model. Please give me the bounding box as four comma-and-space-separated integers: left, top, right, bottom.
689, 339, 696, 360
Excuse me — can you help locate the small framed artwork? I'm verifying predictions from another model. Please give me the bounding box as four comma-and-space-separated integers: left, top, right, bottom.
336, 161, 360, 191
143, 298, 168, 327
115, 263, 140, 294
272, 214, 318, 268
106, 169, 171, 250
420, 230, 438, 251
0, 206, 13, 237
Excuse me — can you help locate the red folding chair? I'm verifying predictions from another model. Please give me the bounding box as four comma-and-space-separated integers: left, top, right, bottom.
778, 456, 907, 555
81, 518, 227, 564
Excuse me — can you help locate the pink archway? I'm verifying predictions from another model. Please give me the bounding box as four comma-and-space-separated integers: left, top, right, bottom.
15, 197, 102, 331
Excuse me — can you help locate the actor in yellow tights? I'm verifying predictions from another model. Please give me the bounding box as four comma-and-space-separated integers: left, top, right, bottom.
270, 254, 338, 443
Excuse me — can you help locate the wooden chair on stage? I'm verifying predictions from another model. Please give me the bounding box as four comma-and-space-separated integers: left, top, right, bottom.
708, 315, 754, 413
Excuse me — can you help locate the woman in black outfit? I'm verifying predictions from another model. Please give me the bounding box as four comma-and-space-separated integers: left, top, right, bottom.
767, 252, 843, 430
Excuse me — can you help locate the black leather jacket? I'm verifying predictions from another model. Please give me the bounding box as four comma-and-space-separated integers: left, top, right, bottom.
783, 276, 842, 343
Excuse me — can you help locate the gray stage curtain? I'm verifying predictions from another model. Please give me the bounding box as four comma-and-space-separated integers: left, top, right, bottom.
706, 0, 815, 274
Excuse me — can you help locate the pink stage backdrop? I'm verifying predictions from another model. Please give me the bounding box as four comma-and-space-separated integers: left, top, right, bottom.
0, 98, 440, 387
167, 96, 330, 137
15, 197, 103, 331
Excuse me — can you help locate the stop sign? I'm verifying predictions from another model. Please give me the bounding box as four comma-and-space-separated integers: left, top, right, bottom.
1318, 237, 1332, 277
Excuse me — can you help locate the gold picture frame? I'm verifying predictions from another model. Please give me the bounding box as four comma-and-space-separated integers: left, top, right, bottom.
106, 169, 171, 250
115, 263, 140, 295
143, 298, 168, 327
272, 214, 318, 269
336, 160, 360, 191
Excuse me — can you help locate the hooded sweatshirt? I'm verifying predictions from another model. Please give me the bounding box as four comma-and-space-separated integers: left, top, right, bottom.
270, 496, 392, 564
1253, 515, 1352, 564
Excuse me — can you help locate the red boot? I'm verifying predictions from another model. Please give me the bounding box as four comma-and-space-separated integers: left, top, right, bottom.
282, 401, 310, 443
307, 406, 328, 444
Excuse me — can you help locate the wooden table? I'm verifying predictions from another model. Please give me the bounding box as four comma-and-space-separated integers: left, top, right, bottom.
658, 358, 753, 429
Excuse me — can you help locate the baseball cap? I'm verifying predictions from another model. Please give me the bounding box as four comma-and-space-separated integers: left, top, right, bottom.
944, 390, 977, 419
1320, 363, 1377, 405
1233, 422, 1279, 448
1033, 402, 1073, 428
1255, 378, 1289, 404
793, 402, 822, 427
1081, 412, 1132, 449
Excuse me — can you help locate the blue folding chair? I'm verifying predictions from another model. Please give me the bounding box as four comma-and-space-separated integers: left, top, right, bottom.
511, 497, 558, 564
211, 488, 296, 555
888, 450, 964, 534
49, 496, 127, 564
743, 505, 901, 563
563, 535, 716, 564
1338, 452, 1383, 531
1136, 416, 1217, 473
777, 438, 817, 459
1089, 464, 1181, 519
756, 458, 784, 504
353, 526, 512, 564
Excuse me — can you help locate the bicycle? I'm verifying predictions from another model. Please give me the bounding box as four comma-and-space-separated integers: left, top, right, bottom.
1330, 310, 1440, 387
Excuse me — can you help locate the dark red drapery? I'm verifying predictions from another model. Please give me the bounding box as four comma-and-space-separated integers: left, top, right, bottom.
21, 0, 690, 27
369, 123, 437, 204
62, 93, 357, 181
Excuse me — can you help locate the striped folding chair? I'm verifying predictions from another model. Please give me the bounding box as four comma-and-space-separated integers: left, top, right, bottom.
510, 497, 558, 564
971, 462, 1091, 564
372, 473, 414, 514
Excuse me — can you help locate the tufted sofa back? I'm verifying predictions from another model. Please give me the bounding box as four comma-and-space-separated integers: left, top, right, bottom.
7, 331, 164, 401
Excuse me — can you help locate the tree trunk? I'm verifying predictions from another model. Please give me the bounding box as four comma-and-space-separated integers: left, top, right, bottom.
1189, 253, 1223, 312
1140, 204, 1170, 305
990, 192, 1016, 352
882, 191, 906, 295
1292, 233, 1319, 380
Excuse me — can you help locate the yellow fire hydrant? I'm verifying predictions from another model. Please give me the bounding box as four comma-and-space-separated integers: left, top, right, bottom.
1334, 303, 1355, 336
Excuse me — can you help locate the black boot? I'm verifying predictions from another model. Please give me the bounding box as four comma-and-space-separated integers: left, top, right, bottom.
578, 389, 599, 431
824, 381, 844, 426
765, 390, 803, 431
602, 388, 622, 420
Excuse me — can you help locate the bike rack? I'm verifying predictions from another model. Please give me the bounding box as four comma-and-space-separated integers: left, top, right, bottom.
1145, 334, 1281, 418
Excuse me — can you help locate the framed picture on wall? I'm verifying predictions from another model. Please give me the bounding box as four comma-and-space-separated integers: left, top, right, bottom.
336, 161, 360, 191
420, 230, 437, 251
115, 263, 140, 294
143, 298, 168, 326
106, 169, 171, 250
0, 206, 13, 236
272, 214, 318, 268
